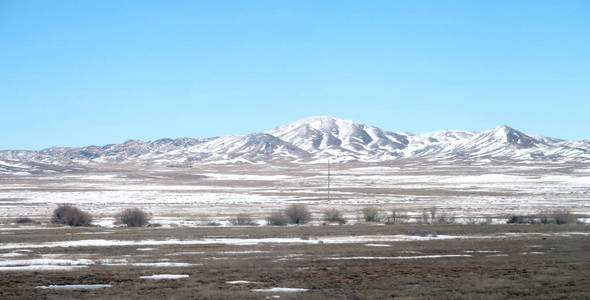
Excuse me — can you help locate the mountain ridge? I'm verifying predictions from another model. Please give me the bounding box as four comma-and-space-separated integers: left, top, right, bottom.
1, 116, 589, 170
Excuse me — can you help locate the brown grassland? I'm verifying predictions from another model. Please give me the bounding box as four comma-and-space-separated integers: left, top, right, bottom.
0, 224, 589, 299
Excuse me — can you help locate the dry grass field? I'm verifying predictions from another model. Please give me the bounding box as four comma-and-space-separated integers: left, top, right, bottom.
1, 224, 589, 299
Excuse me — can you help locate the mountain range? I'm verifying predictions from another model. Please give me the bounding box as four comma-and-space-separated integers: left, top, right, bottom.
1, 116, 589, 173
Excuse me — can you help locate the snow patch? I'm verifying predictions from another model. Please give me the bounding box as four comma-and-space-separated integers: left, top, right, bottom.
251, 287, 309, 293
325, 254, 472, 260
140, 274, 189, 280
36, 284, 111, 290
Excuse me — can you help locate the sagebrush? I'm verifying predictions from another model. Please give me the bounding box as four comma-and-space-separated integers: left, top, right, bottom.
324, 208, 346, 224
266, 211, 288, 226
285, 204, 311, 224
115, 208, 150, 227
230, 214, 257, 226
51, 205, 92, 226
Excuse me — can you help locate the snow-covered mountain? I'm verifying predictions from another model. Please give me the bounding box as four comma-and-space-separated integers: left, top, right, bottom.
1, 116, 589, 169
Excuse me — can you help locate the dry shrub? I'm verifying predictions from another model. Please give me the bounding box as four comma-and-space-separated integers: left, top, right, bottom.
465, 216, 493, 225
507, 214, 536, 224
230, 214, 257, 226
266, 211, 288, 226
539, 210, 577, 224
437, 211, 456, 224
285, 204, 311, 224
324, 208, 346, 224
362, 206, 379, 222
51, 205, 92, 226
115, 208, 150, 227
14, 217, 37, 224
553, 210, 577, 224
419, 207, 440, 224
384, 210, 409, 224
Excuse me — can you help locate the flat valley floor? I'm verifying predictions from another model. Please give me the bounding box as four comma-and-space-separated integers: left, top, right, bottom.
0, 224, 589, 299
1, 161, 589, 298
1, 161, 589, 225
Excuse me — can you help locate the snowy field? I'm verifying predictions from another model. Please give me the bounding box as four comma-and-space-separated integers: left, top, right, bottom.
0, 161, 589, 225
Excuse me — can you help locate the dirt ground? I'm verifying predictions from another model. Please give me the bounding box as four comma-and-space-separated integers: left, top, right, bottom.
1, 224, 589, 299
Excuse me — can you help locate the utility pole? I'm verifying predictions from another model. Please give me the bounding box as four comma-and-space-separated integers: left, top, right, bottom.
327, 158, 330, 201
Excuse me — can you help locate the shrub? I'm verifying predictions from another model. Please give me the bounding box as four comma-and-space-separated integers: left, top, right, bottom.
507, 214, 535, 224
362, 206, 379, 222
285, 204, 311, 224
230, 214, 257, 226
437, 211, 456, 224
428, 207, 438, 223
14, 217, 37, 224
384, 210, 408, 224
51, 205, 93, 226
266, 211, 288, 226
465, 216, 493, 225
115, 208, 150, 227
554, 210, 577, 224
421, 209, 431, 224
538, 210, 577, 224
419, 207, 440, 224
323, 208, 346, 224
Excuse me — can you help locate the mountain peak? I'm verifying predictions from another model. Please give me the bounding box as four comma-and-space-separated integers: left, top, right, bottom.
492, 124, 517, 132
482, 125, 538, 147
290, 116, 357, 129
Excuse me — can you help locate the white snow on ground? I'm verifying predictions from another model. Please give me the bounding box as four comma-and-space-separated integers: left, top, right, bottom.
0, 258, 94, 271
78, 174, 119, 181
0, 235, 483, 249
36, 284, 112, 290
0, 252, 24, 257
4, 232, 587, 250
0, 258, 94, 266
325, 255, 472, 260
115, 262, 199, 267
140, 274, 189, 280
136, 248, 155, 251
251, 287, 309, 293
203, 174, 292, 181
166, 252, 205, 256
364, 244, 391, 247
227, 280, 257, 284
0, 265, 86, 271
221, 250, 270, 254
0, 227, 66, 231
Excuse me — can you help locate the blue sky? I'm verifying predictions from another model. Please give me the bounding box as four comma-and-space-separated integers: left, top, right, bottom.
1, 1, 589, 150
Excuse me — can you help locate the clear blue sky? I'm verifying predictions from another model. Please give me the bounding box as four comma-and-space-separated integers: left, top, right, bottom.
1, 1, 589, 150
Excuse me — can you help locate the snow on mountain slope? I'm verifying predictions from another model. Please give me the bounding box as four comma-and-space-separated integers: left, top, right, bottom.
267, 116, 408, 162
183, 133, 310, 163
441, 125, 589, 161
0, 159, 36, 175
0, 117, 588, 167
